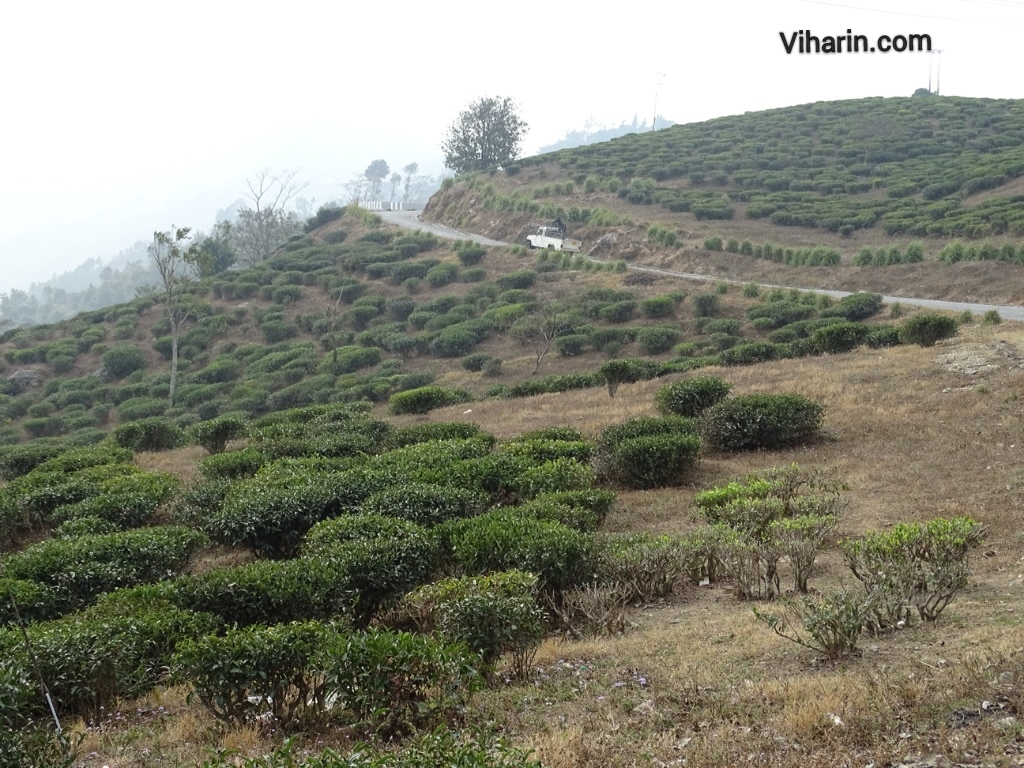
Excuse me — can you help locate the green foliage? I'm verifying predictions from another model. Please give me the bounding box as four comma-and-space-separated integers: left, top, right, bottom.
692, 293, 720, 317
755, 588, 873, 660
635, 325, 680, 354
594, 416, 699, 488
111, 417, 186, 452
360, 483, 488, 526
438, 510, 596, 593
821, 292, 883, 322
0, 578, 64, 626
116, 396, 167, 422
404, 570, 544, 680
2, 602, 218, 721
318, 628, 481, 735
173, 621, 329, 725
318, 345, 382, 376
390, 386, 473, 415
810, 320, 869, 354
496, 269, 537, 290
0, 443, 71, 481
842, 516, 984, 628
49, 470, 180, 530
899, 314, 959, 347
655, 377, 732, 417
638, 296, 674, 319
101, 343, 146, 379
384, 422, 484, 449
700, 394, 825, 451
1, 526, 207, 610
717, 341, 787, 366
189, 414, 248, 454
598, 358, 663, 396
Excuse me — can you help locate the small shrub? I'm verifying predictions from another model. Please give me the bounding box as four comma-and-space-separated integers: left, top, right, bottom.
102, 344, 145, 379
439, 511, 596, 594
402, 570, 544, 679
173, 621, 328, 725
188, 414, 248, 454
390, 386, 473, 415
899, 314, 959, 347
635, 326, 680, 355
360, 483, 487, 526
700, 394, 825, 451
755, 588, 872, 660
842, 516, 984, 628
655, 377, 732, 417
111, 417, 186, 452
692, 294, 719, 317
317, 628, 481, 736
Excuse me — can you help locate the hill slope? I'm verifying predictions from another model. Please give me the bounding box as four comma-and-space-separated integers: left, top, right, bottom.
424, 96, 1024, 304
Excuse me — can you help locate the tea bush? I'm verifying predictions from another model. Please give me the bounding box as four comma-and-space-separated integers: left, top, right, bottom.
111, 417, 186, 452
307, 523, 439, 627
1, 526, 208, 611
594, 416, 698, 486
102, 344, 145, 379
820, 292, 883, 322
597, 532, 697, 601
48, 470, 180, 530
438, 511, 596, 593
1, 603, 218, 721
173, 621, 329, 725
635, 326, 680, 354
842, 516, 983, 628
384, 421, 485, 449
188, 414, 248, 454
700, 394, 825, 451
360, 483, 488, 526
811, 320, 869, 354
403, 570, 544, 679
655, 377, 732, 417
390, 386, 473, 415
317, 628, 481, 736
899, 314, 959, 347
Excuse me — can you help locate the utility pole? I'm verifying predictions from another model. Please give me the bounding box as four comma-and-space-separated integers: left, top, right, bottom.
652, 72, 666, 131
929, 50, 944, 94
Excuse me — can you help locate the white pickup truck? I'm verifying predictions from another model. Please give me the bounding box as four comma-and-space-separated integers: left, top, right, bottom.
525, 225, 582, 253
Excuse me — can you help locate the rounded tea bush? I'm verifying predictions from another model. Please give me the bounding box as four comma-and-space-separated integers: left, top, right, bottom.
655, 377, 732, 417
899, 314, 959, 347
699, 394, 825, 451
102, 344, 146, 379
389, 386, 472, 415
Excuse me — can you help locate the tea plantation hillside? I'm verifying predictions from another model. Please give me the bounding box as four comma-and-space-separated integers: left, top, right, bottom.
424, 96, 1024, 304
0, 199, 1018, 768
0, 205, 913, 452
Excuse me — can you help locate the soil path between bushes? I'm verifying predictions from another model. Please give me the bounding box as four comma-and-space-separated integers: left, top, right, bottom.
379, 209, 1024, 321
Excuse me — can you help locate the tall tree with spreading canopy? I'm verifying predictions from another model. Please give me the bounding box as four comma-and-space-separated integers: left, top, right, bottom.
150, 226, 201, 406
441, 96, 528, 174
364, 159, 390, 200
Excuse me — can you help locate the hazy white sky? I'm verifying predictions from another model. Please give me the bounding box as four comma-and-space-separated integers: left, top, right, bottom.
1, 0, 1021, 292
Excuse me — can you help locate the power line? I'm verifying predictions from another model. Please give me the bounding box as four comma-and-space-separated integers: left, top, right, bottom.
801, 0, 1024, 25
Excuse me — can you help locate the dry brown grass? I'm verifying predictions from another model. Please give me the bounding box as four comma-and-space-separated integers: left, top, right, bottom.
72, 322, 1024, 767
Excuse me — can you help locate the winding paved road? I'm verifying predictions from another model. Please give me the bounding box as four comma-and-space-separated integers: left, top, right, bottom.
379, 210, 1024, 321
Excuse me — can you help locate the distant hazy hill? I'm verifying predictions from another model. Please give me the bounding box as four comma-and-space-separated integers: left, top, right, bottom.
538, 116, 677, 154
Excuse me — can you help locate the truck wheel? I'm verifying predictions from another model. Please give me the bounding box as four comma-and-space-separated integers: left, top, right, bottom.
547, 245, 555, 250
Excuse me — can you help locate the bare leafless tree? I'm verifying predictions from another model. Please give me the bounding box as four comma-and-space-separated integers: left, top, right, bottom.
233, 169, 307, 265
149, 226, 201, 406
511, 291, 577, 375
